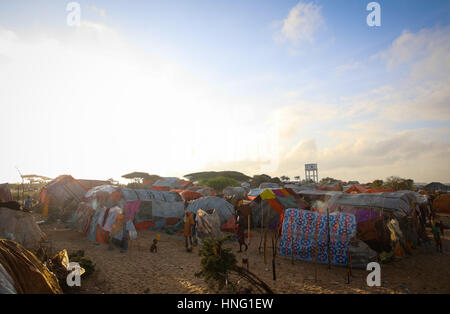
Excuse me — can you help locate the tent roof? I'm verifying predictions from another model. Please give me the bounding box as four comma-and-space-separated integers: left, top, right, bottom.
327, 192, 414, 216
186, 196, 235, 225
85, 185, 182, 203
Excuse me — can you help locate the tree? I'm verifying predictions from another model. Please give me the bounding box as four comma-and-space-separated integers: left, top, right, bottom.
294, 176, 300, 181
199, 176, 240, 193
195, 236, 273, 293
320, 177, 339, 184
384, 176, 414, 191
184, 171, 251, 182
121, 172, 161, 184
280, 176, 290, 182
371, 179, 384, 189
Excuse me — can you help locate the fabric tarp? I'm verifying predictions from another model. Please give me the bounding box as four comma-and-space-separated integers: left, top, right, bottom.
186, 196, 235, 225
279, 208, 356, 266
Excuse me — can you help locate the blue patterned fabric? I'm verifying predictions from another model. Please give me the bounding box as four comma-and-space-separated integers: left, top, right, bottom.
279, 208, 356, 266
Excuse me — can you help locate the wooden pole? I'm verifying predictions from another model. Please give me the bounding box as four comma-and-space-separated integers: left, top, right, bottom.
347, 246, 352, 284
314, 217, 319, 282
291, 226, 295, 264
327, 207, 331, 270
248, 213, 251, 246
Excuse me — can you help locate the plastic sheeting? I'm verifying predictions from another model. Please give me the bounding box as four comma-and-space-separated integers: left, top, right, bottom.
327, 192, 414, 217
279, 208, 357, 266
0, 239, 62, 294
0, 208, 46, 250
186, 196, 235, 225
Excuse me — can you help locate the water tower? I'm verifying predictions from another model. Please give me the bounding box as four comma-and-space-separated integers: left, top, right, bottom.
305, 163, 319, 183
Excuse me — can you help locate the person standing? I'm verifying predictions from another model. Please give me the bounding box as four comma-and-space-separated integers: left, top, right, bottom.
237, 214, 248, 253
24, 196, 33, 211
184, 211, 195, 251
431, 220, 443, 253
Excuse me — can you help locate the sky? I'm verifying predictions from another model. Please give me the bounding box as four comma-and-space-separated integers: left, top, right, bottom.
0, 0, 449, 184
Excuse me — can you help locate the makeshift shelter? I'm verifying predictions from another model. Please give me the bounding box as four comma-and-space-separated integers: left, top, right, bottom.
186, 196, 235, 225
259, 182, 281, 189
433, 194, 450, 214
325, 191, 426, 256
250, 188, 307, 230
317, 183, 343, 191
152, 177, 183, 190
0, 183, 12, 202
0, 239, 62, 294
424, 182, 449, 193
345, 185, 367, 194
0, 208, 46, 250
39, 175, 87, 218
175, 190, 203, 202
279, 208, 357, 266
223, 186, 248, 199
73, 185, 185, 237
195, 209, 222, 243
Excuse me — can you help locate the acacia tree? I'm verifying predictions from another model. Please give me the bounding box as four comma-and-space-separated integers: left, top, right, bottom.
384, 176, 414, 191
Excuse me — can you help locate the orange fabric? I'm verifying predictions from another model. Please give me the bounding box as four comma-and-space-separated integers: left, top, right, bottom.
433, 194, 450, 214
280, 189, 291, 197
180, 190, 203, 201
266, 198, 284, 215
345, 185, 367, 194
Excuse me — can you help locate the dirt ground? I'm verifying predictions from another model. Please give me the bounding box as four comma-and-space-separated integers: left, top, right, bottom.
36, 215, 450, 294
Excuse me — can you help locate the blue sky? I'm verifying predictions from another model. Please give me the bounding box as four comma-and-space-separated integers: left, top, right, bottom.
0, 1, 449, 183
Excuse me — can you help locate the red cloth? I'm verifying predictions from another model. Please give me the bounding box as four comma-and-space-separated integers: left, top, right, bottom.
134, 221, 155, 230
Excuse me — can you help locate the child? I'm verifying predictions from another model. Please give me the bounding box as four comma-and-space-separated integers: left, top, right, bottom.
237, 215, 248, 253
431, 221, 443, 253
150, 239, 158, 253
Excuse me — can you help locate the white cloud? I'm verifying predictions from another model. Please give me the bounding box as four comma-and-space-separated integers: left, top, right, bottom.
276, 1, 324, 46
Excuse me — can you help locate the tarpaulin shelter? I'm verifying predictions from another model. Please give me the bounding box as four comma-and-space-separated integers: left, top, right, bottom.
0, 183, 12, 202
325, 191, 426, 255
433, 194, 450, 214
345, 185, 368, 194
195, 209, 222, 243
186, 196, 235, 225
0, 208, 46, 250
152, 177, 187, 190
0, 239, 62, 294
424, 182, 449, 193
250, 188, 307, 230
279, 208, 357, 266
176, 190, 203, 202
223, 186, 248, 199
187, 185, 216, 196
78, 185, 185, 234
317, 183, 343, 191
39, 175, 87, 218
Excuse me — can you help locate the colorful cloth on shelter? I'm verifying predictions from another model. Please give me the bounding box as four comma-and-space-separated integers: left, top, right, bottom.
279, 208, 356, 266
124, 201, 140, 221
260, 189, 276, 200
355, 209, 380, 223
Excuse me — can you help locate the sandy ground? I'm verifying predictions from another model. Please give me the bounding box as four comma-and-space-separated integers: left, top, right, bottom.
36, 215, 450, 294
